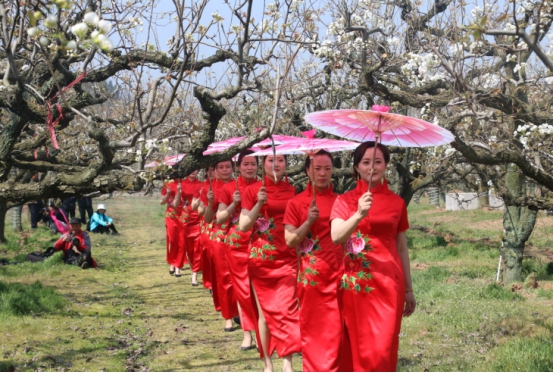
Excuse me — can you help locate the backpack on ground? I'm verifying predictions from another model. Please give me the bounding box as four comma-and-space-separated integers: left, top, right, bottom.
25, 247, 56, 263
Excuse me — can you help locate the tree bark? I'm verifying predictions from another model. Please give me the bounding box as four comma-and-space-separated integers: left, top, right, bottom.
0, 201, 7, 243
501, 164, 538, 283
478, 186, 489, 208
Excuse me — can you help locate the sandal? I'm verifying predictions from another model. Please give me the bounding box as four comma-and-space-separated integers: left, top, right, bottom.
169, 267, 175, 276
240, 345, 256, 351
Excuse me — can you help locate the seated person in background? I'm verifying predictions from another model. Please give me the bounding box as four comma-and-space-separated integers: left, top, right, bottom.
44, 202, 70, 234
54, 218, 96, 269
90, 204, 119, 235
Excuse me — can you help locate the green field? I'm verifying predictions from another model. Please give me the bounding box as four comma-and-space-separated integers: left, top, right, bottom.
0, 197, 552, 372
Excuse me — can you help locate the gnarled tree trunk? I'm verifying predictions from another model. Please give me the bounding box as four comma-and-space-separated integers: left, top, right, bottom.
0, 201, 7, 243
501, 164, 538, 283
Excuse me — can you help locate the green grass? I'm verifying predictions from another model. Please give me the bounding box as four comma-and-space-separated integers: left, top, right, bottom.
0, 197, 551, 372
0, 280, 65, 316
487, 337, 553, 371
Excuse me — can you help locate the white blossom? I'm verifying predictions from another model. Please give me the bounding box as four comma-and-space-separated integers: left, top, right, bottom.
100, 39, 114, 52
66, 40, 77, 50
39, 36, 50, 46
27, 27, 41, 37
44, 15, 57, 28
84, 12, 100, 26
71, 22, 88, 38
98, 19, 112, 34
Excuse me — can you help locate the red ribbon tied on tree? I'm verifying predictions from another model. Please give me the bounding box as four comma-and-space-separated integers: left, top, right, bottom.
44, 71, 87, 150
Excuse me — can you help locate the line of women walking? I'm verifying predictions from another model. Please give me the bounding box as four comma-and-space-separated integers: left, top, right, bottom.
160, 141, 417, 372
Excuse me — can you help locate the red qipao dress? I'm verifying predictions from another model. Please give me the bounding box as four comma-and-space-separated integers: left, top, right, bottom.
200, 179, 227, 310
199, 179, 214, 291
219, 176, 258, 332
209, 179, 238, 320
161, 181, 187, 268
330, 179, 409, 372
179, 177, 203, 273
242, 176, 301, 358
282, 185, 343, 372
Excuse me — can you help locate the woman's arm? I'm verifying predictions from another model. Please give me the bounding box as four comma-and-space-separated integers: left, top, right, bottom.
160, 186, 171, 205
191, 196, 200, 211
239, 187, 266, 232
173, 184, 182, 209
203, 190, 215, 223
330, 191, 373, 244
216, 190, 241, 224
397, 231, 416, 317
284, 201, 319, 248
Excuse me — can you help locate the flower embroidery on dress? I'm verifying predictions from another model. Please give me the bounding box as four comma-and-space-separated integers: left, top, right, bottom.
225, 226, 243, 247
249, 215, 277, 260
165, 210, 177, 219
254, 217, 270, 233
298, 234, 322, 287
230, 211, 240, 224
341, 230, 374, 293
298, 237, 315, 253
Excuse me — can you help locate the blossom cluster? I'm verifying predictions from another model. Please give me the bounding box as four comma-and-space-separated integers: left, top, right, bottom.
514, 123, 553, 150
27, 10, 114, 54
400, 53, 445, 87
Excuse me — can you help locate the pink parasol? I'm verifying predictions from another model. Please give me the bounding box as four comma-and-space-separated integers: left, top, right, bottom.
250, 130, 359, 202
206, 134, 299, 151
145, 154, 186, 168
305, 105, 454, 190
207, 135, 305, 187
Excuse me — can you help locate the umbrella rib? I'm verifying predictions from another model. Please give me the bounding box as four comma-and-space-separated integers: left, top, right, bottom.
394, 125, 424, 148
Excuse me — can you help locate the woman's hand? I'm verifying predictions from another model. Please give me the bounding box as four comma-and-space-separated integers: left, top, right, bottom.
207, 190, 214, 204
233, 190, 241, 204
403, 292, 416, 317
307, 200, 319, 224
357, 192, 373, 217
257, 187, 268, 206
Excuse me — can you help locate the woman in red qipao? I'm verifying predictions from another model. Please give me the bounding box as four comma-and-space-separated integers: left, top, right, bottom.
193, 168, 214, 291
202, 160, 239, 331
160, 179, 186, 277
283, 150, 343, 372
216, 150, 258, 350
330, 141, 416, 372
176, 170, 203, 285
239, 155, 300, 372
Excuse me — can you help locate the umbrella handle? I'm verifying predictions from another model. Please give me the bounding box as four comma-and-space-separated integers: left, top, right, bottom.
310, 155, 316, 205
261, 156, 266, 187
367, 133, 381, 193
233, 160, 239, 190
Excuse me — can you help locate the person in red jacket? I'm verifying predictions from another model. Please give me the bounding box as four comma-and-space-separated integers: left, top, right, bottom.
54, 217, 96, 269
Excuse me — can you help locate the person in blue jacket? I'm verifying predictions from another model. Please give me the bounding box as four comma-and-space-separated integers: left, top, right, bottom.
90, 204, 119, 235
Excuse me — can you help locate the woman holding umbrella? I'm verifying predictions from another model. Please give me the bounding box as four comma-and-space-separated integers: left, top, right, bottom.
239, 154, 300, 372
202, 160, 239, 331
283, 149, 343, 372
175, 170, 203, 285
160, 179, 185, 276
216, 149, 258, 350
330, 141, 416, 371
